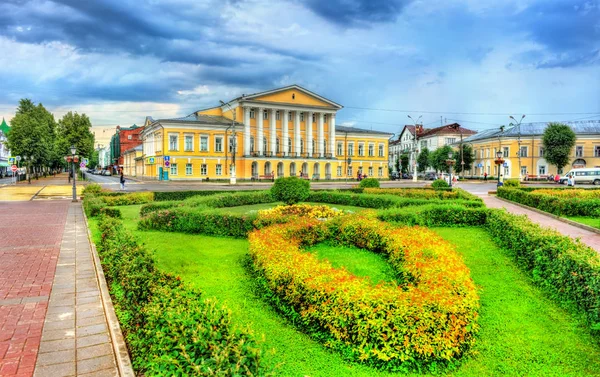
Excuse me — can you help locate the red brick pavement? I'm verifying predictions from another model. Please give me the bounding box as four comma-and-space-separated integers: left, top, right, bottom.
0, 202, 69, 377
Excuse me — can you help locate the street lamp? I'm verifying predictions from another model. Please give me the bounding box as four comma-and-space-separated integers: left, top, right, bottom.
220, 100, 237, 184
446, 152, 455, 188
70, 145, 77, 202
408, 115, 422, 182
495, 150, 505, 187
510, 115, 525, 181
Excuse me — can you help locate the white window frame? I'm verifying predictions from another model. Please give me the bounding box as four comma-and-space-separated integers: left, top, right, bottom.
263, 110, 268, 120
337, 142, 343, 156
184, 134, 194, 152
368, 144, 374, 157
288, 112, 292, 121
312, 113, 316, 123
288, 138, 292, 153
250, 136, 255, 152
348, 143, 354, 156
368, 166, 373, 176
576, 145, 583, 157
200, 135, 209, 152
215, 136, 223, 152
324, 114, 328, 123
300, 113, 305, 122
276, 111, 280, 121
378, 144, 384, 157
520, 146, 528, 158
378, 167, 383, 177
170, 163, 178, 176
185, 163, 192, 175
168, 133, 179, 151
337, 166, 342, 176
216, 164, 222, 176
250, 109, 255, 119
539, 146, 545, 157
201, 164, 207, 175
358, 143, 365, 157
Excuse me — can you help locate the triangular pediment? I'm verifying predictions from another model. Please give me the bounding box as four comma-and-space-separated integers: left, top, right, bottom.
243, 85, 342, 109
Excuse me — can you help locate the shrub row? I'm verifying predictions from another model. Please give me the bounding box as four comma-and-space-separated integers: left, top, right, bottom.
83, 195, 122, 218
363, 187, 481, 202
497, 187, 600, 216
153, 190, 258, 201
248, 215, 479, 371
102, 192, 154, 206
307, 191, 483, 209
486, 209, 600, 337
377, 204, 489, 227
95, 216, 266, 375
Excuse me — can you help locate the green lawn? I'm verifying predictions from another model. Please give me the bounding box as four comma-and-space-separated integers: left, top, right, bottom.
564, 215, 600, 229
95, 205, 600, 376
308, 242, 397, 285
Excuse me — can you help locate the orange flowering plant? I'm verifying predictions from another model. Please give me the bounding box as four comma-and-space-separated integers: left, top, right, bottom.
248, 214, 479, 371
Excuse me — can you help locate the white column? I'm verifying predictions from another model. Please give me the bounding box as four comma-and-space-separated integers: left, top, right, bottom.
306, 111, 313, 156
318, 113, 324, 157
282, 110, 289, 156
243, 107, 250, 156
329, 113, 336, 157
294, 111, 301, 156
257, 107, 264, 155
270, 109, 277, 155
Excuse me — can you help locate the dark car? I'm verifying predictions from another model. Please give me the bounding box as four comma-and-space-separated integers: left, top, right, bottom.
390, 171, 401, 180
424, 173, 437, 180
402, 173, 413, 179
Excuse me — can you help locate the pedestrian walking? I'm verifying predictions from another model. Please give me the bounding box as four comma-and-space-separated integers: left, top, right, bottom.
483, 172, 487, 181
120, 171, 126, 190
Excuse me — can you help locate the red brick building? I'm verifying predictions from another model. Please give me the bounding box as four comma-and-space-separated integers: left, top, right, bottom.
110, 124, 144, 168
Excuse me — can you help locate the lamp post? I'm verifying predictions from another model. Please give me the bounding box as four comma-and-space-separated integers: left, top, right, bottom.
220, 100, 237, 184
408, 115, 422, 182
70, 145, 77, 202
510, 115, 525, 180
446, 152, 455, 188
495, 151, 505, 187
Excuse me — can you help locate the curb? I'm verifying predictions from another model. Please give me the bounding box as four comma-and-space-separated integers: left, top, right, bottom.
494, 196, 600, 235
81, 205, 136, 377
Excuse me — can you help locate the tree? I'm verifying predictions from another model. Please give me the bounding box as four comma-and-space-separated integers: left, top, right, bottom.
429, 145, 453, 173
542, 122, 576, 171
7, 99, 57, 181
400, 153, 409, 173
270, 177, 310, 205
394, 155, 401, 172
453, 144, 474, 174
417, 148, 430, 173
56, 112, 95, 160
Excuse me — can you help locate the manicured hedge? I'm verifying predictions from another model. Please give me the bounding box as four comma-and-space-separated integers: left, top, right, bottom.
307, 191, 483, 209
153, 190, 258, 201
363, 187, 481, 202
486, 209, 600, 337
377, 205, 489, 227
96, 216, 266, 375
102, 192, 154, 206
497, 187, 600, 216
249, 215, 479, 371
83, 195, 122, 218
271, 177, 310, 204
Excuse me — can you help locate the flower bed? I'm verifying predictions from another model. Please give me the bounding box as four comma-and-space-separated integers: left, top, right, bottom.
96, 216, 267, 375
497, 187, 600, 216
248, 215, 479, 371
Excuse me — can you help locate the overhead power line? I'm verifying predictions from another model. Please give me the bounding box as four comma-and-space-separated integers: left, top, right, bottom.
344, 106, 600, 116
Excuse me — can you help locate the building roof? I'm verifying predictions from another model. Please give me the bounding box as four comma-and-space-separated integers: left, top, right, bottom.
156, 113, 244, 126
418, 123, 477, 138
228, 84, 343, 109
463, 120, 600, 143
336, 125, 393, 136
0, 118, 9, 136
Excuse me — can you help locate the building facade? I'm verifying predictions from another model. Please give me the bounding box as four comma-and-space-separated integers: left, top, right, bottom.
461, 120, 600, 179
122, 145, 142, 176
0, 118, 10, 176
110, 124, 144, 168
141, 85, 391, 180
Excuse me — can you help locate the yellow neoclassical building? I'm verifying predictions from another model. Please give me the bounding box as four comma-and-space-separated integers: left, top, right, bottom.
140, 85, 392, 181
461, 120, 600, 179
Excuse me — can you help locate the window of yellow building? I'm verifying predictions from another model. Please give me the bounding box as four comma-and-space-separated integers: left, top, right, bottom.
250, 136, 255, 152
312, 114, 316, 123
263, 137, 268, 153
503, 147, 509, 158
215, 137, 223, 152
368, 166, 373, 176
324, 114, 328, 123
216, 164, 222, 175
300, 113, 305, 122
324, 140, 327, 154
378, 144, 384, 157
184, 135, 193, 151
169, 134, 178, 151
337, 166, 342, 176
358, 143, 364, 156
186, 163, 192, 175
288, 112, 292, 121
170, 163, 177, 175
348, 166, 353, 176
263, 110, 268, 120
595, 146, 600, 157
576, 145, 583, 157
200, 135, 209, 151
201, 164, 207, 175
288, 138, 292, 153
337, 142, 343, 156
250, 109, 255, 119
368, 144, 374, 157
520, 146, 528, 157
276, 111, 280, 120
378, 167, 383, 177
300, 139, 304, 153
276, 138, 280, 153
348, 143, 354, 156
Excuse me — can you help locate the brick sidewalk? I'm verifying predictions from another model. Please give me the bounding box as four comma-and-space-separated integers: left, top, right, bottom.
0, 201, 122, 377
0, 202, 68, 377
482, 195, 600, 252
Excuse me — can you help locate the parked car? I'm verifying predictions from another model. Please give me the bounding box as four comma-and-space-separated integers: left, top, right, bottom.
424, 173, 437, 180
402, 173, 413, 179
390, 171, 401, 180
559, 168, 600, 185
102, 170, 112, 176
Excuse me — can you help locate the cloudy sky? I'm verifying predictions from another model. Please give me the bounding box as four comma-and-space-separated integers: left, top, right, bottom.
0, 0, 599, 136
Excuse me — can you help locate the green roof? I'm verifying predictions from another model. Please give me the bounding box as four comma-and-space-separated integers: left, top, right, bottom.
0, 118, 9, 136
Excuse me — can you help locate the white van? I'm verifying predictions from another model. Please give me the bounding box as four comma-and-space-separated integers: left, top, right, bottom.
559, 168, 600, 185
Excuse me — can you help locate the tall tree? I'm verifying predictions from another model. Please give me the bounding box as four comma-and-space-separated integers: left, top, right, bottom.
542, 122, 576, 171
6, 99, 57, 177
400, 153, 409, 173
417, 148, 430, 173
429, 145, 454, 173
453, 144, 474, 173
56, 112, 95, 160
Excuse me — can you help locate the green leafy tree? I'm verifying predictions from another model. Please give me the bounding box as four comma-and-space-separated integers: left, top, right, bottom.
400, 153, 409, 173
89, 149, 100, 168
417, 148, 430, 173
542, 122, 576, 171
7, 99, 57, 180
394, 156, 401, 172
429, 145, 454, 173
453, 144, 474, 174
56, 112, 95, 160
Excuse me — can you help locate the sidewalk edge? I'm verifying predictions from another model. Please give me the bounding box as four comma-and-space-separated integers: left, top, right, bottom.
82, 208, 136, 377
494, 196, 600, 235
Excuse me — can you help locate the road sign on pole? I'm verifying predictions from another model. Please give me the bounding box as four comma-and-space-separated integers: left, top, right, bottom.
11, 165, 18, 172
165, 161, 170, 167
164, 156, 170, 162
80, 162, 86, 168
15, 156, 21, 162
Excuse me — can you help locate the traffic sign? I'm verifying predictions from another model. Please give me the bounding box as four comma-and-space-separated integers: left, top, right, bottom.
80, 162, 86, 168
8, 157, 15, 164
11, 165, 17, 172
15, 156, 21, 161
164, 156, 170, 162
503, 162, 508, 167
165, 161, 170, 167
147, 157, 155, 164
83, 158, 89, 165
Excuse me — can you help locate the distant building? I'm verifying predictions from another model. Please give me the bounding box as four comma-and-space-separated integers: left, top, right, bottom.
0, 118, 10, 176
122, 145, 143, 177
109, 124, 144, 169
97, 145, 111, 168
462, 120, 600, 179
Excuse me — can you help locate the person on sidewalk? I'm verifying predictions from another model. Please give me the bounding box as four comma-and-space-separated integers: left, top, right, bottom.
484, 172, 487, 181
120, 171, 126, 190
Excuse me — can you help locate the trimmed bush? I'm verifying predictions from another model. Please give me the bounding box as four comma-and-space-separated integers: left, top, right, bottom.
486, 209, 600, 337
270, 177, 310, 205
102, 192, 154, 206
498, 187, 600, 216
83, 196, 106, 217
377, 205, 489, 227
82, 183, 102, 196
432, 179, 449, 188
503, 179, 520, 188
153, 190, 259, 201
99, 207, 122, 218
363, 187, 481, 202
358, 177, 380, 188
96, 216, 266, 375
249, 215, 479, 371
307, 191, 483, 209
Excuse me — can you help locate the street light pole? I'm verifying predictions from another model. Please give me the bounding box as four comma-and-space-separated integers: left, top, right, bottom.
446, 152, 455, 188
408, 115, 422, 182
71, 145, 77, 202
510, 115, 526, 181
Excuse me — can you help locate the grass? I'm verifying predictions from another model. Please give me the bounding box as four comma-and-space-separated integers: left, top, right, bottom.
92, 204, 600, 376
564, 215, 600, 229
308, 242, 397, 285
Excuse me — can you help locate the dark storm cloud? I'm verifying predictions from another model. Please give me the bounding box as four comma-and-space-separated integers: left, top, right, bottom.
302, 0, 413, 27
